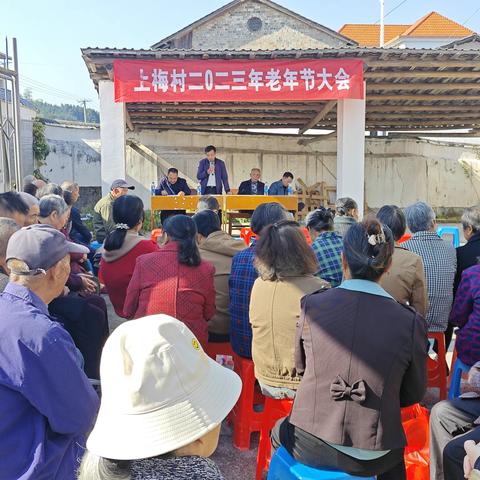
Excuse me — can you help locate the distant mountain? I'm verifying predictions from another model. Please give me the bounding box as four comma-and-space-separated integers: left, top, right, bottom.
29, 98, 99, 123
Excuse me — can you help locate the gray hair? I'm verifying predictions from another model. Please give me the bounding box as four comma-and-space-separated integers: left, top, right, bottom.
461, 206, 480, 233
39, 194, 69, 218
18, 192, 39, 208
0, 217, 20, 259
23, 174, 36, 185
37, 183, 63, 199
78, 451, 130, 480
197, 195, 219, 212
405, 201, 436, 233
61, 181, 79, 193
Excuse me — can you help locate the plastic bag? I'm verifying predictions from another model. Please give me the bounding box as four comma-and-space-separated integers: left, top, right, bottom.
401, 404, 430, 480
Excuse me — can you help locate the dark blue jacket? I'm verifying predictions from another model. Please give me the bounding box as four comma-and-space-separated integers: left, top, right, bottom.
268, 179, 289, 196
69, 206, 92, 246
197, 158, 230, 194
155, 176, 191, 196
238, 180, 265, 195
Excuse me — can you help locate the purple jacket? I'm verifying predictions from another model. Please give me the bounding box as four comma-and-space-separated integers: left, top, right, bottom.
197, 158, 230, 194
450, 264, 480, 366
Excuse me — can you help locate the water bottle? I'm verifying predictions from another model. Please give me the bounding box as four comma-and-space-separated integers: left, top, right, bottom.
150, 181, 156, 195
196, 183, 202, 195
287, 185, 293, 196
264, 182, 269, 195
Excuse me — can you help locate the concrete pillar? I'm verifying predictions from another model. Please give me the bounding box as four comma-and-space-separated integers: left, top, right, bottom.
336, 87, 366, 218
99, 80, 126, 195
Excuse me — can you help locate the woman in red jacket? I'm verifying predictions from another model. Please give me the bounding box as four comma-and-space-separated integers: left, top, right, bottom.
99, 195, 159, 317
124, 215, 216, 346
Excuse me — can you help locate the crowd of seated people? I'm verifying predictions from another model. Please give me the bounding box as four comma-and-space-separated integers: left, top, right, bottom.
3, 176, 480, 479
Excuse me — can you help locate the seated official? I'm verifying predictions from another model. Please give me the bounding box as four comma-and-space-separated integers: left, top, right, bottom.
268, 172, 294, 196
155, 167, 191, 225
0, 224, 99, 480
272, 219, 427, 479
193, 210, 246, 342
238, 168, 265, 195
80, 315, 241, 480
250, 220, 329, 399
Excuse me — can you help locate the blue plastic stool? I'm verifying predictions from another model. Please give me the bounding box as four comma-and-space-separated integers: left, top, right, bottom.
437, 226, 460, 248
448, 357, 470, 399
90, 240, 102, 251
267, 447, 375, 479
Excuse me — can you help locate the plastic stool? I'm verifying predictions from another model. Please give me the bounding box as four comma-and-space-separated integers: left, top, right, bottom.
151, 228, 163, 244
448, 357, 470, 399
256, 397, 294, 480
437, 226, 460, 247
90, 240, 102, 251
230, 353, 265, 450
301, 227, 312, 245
240, 227, 256, 246
427, 332, 448, 400
205, 341, 234, 361
398, 233, 412, 244
267, 447, 374, 479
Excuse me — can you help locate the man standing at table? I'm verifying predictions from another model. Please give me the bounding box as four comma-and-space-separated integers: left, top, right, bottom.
197, 145, 231, 195
156, 167, 191, 225
238, 168, 265, 195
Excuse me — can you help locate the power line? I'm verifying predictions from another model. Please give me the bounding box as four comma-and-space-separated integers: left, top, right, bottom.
374, 0, 409, 24
463, 6, 480, 26
21, 75, 79, 99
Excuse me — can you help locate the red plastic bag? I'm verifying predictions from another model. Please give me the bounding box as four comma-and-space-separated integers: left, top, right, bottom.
401, 404, 430, 480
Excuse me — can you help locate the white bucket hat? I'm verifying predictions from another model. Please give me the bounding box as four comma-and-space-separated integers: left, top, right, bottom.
86, 314, 242, 460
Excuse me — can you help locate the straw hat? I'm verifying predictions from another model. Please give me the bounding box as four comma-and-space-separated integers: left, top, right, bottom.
86, 314, 242, 460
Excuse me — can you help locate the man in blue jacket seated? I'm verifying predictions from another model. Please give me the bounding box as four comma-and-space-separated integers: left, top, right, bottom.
155, 167, 191, 225
0, 224, 99, 480
269, 171, 294, 196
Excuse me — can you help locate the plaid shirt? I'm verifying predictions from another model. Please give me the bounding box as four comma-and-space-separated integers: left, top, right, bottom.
311, 231, 343, 287
403, 231, 457, 332
229, 244, 257, 358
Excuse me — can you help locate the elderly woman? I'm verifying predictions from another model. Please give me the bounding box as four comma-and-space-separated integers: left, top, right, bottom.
403, 202, 456, 333
456, 206, 480, 292
377, 205, 428, 316
250, 220, 329, 399
333, 197, 358, 238
272, 219, 428, 479
306, 208, 343, 287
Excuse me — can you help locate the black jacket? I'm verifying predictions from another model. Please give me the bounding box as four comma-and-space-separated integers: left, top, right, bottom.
455, 232, 480, 293
69, 206, 92, 245
238, 180, 265, 195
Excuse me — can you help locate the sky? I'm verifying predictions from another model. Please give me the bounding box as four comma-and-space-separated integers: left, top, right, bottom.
1, 0, 480, 110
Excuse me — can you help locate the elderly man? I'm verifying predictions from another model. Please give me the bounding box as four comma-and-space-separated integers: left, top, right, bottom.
0, 217, 19, 291
0, 224, 99, 479
93, 179, 134, 243
0, 191, 29, 226
61, 181, 92, 246
19, 192, 40, 226
403, 201, 456, 332
238, 168, 265, 195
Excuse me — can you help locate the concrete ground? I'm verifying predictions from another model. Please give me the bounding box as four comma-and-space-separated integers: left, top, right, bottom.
105, 298, 449, 480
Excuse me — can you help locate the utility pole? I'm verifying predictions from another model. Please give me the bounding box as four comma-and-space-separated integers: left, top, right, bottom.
78, 99, 91, 123
380, 0, 385, 47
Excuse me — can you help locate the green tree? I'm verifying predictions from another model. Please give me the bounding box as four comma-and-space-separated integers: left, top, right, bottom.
32, 119, 50, 169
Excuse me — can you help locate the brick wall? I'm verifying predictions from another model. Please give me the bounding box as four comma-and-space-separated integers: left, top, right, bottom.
191, 1, 347, 50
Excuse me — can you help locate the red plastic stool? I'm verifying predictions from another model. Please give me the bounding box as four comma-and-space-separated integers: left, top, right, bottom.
301, 227, 312, 245
256, 396, 294, 480
428, 332, 448, 400
205, 341, 234, 361
240, 227, 256, 246
151, 228, 163, 243
230, 353, 265, 450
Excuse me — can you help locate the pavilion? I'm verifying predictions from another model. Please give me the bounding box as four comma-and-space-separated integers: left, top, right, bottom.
82, 46, 480, 215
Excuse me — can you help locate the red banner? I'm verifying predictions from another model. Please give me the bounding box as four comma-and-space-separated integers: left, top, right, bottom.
114, 59, 364, 103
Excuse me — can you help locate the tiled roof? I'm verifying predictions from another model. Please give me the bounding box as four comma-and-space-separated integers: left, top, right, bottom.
339, 24, 409, 47
402, 11, 473, 38
339, 11, 474, 47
